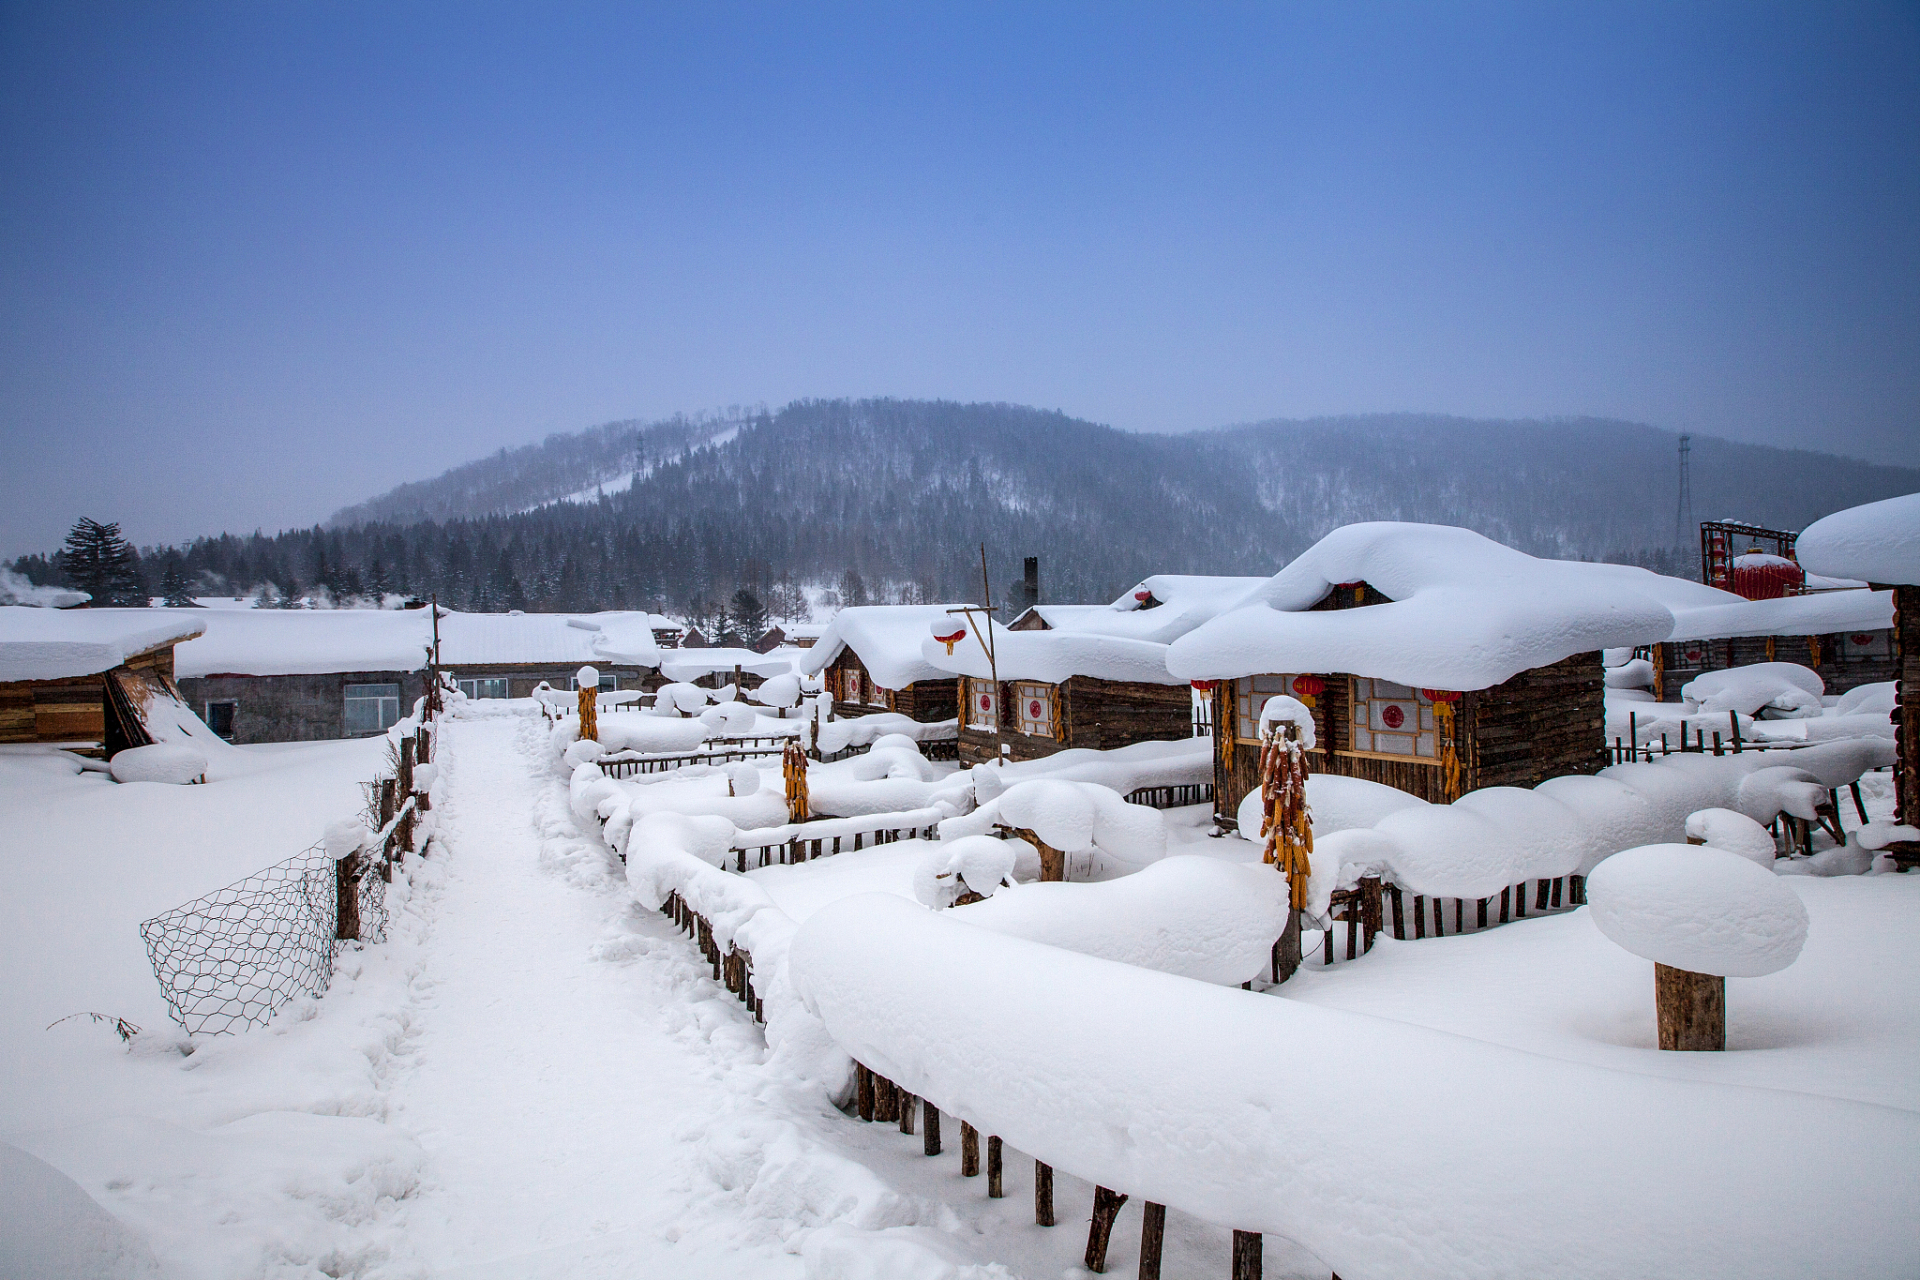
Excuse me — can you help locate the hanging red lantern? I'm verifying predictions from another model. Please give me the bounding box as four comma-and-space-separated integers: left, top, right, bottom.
1133, 589, 1152, 602
1290, 675, 1325, 697
1420, 688, 1462, 703
930, 620, 967, 655
1190, 679, 1215, 692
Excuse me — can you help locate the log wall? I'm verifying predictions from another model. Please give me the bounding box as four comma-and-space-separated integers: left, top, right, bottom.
175, 669, 429, 744
959, 675, 1191, 766
1655, 629, 1897, 699
826, 652, 954, 722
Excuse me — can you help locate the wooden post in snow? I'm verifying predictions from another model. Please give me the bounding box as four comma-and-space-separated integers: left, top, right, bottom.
577, 666, 600, 743
1034, 1161, 1054, 1225
960, 1122, 980, 1176
1655, 963, 1725, 1051
1138, 1201, 1166, 1280
1231, 1229, 1262, 1280
1084, 1186, 1128, 1273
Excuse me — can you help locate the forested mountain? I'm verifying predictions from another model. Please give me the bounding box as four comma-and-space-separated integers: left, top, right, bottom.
12, 400, 1916, 630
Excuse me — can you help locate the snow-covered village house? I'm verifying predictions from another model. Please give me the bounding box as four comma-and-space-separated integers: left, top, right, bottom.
921, 605, 1206, 766
1651, 586, 1897, 701
0, 606, 209, 754
1798, 492, 1920, 869
798, 605, 961, 722
1167, 524, 1687, 827
169, 608, 670, 743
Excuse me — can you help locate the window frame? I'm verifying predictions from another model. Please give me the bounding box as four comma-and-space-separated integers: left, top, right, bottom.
343, 682, 402, 736
1346, 677, 1439, 763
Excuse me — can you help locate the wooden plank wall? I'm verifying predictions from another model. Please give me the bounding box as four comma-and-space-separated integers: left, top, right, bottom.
1465, 651, 1608, 789
1657, 631, 1897, 699
959, 676, 1190, 765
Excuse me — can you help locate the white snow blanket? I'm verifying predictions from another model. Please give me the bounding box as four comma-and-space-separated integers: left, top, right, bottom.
1021, 574, 1269, 644
1587, 844, 1809, 976
0, 607, 207, 681
940, 779, 1167, 871
816, 713, 956, 756
1685, 808, 1776, 866
658, 648, 794, 682
1236, 773, 1428, 839
1167, 523, 1683, 690
922, 619, 1185, 685
164, 607, 425, 678
108, 743, 207, 785
1681, 663, 1823, 718
797, 604, 969, 689
1666, 587, 1894, 643
1797, 492, 1920, 586
949, 856, 1290, 986
788, 895, 1919, 1280
983, 736, 1211, 796
1270, 742, 1890, 918
564, 714, 710, 756
0, 1140, 164, 1279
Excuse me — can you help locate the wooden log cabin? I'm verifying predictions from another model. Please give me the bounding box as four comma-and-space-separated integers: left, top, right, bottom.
922, 619, 1195, 766
1797, 494, 1920, 870
0, 607, 211, 755
1650, 588, 1897, 701
797, 605, 961, 723
1167, 524, 1682, 828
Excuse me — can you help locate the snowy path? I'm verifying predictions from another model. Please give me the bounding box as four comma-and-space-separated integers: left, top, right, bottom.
386, 715, 805, 1279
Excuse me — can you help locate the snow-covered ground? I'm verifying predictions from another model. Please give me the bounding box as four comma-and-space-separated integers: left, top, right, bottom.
7, 706, 1917, 1278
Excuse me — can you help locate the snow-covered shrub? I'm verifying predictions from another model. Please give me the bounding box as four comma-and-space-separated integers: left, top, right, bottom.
107, 743, 206, 785
1587, 843, 1808, 977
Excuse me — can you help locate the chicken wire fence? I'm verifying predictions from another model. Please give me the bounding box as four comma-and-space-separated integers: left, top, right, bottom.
139, 842, 387, 1036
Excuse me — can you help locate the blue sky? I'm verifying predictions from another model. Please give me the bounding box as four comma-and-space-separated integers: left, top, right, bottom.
2, 1, 1915, 553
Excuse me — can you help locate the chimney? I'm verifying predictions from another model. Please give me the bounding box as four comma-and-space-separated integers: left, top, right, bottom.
1022, 557, 1040, 611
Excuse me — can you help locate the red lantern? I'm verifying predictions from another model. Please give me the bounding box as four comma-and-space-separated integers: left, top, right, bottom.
932, 624, 967, 655
1133, 589, 1151, 602
1728, 551, 1803, 601
1851, 634, 1875, 647
1419, 688, 1461, 703
1190, 679, 1215, 692
1289, 675, 1325, 697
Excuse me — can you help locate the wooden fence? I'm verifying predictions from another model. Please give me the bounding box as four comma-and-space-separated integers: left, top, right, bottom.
1124, 782, 1214, 810
730, 819, 941, 872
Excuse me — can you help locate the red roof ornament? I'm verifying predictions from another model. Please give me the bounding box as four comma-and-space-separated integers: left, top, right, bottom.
1728, 550, 1804, 601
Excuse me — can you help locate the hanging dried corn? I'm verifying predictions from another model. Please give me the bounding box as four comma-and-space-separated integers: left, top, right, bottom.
782, 738, 810, 823
1258, 720, 1313, 910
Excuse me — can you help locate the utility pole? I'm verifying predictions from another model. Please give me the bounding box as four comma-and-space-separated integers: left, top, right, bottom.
1675, 434, 1693, 550
944, 544, 1007, 765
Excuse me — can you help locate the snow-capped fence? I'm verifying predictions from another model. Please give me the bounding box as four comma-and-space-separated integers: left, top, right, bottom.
138, 707, 441, 1035
601, 736, 792, 777
1123, 781, 1214, 810
728, 808, 945, 871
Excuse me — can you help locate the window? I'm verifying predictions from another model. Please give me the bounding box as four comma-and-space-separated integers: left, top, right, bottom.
966, 678, 998, 730
1014, 682, 1055, 738
204, 700, 237, 740
343, 683, 401, 736
459, 678, 509, 700
1234, 675, 1307, 742
866, 678, 891, 708
1349, 678, 1436, 760
840, 666, 864, 705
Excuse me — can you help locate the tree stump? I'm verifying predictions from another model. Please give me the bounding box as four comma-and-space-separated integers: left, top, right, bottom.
961, 1122, 980, 1176
1271, 908, 1302, 983
987, 1136, 1003, 1198
1655, 963, 1725, 1051
1084, 1186, 1128, 1273
334, 850, 361, 941
1035, 1160, 1054, 1226
1138, 1201, 1166, 1280
1009, 826, 1066, 881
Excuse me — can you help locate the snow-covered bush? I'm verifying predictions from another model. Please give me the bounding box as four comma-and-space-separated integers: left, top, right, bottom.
1587, 843, 1808, 977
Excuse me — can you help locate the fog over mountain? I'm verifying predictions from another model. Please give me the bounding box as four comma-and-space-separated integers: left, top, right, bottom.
14, 399, 1915, 624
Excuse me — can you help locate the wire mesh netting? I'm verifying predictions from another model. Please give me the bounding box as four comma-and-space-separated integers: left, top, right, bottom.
139, 843, 388, 1036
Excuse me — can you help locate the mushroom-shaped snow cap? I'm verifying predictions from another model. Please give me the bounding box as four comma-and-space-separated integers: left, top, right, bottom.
1684, 808, 1776, 867
1588, 843, 1807, 977
576, 665, 599, 689
723, 762, 761, 796
108, 743, 207, 784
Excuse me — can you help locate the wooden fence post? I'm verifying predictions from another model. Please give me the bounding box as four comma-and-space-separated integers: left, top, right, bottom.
1231, 1229, 1262, 1279
875, 1075, 899, 1124
377, 778, 396, 881
960, 1122, 980, 1176
898, 1092, 917, 1135
856, 1063, 875, 1121
396, 737, 415, 862
1035, 1161, 1054, 1226
1138, 1201, 1166, 1280
923, 1103, 941, 1156
1085, 1187, 1128, 1273
1655, 963, 1725, 1051
334, 849, 361, 940
987, 1136, 1003, 1198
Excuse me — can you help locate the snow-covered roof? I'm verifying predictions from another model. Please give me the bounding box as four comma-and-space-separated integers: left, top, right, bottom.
1796, 493, 1920, 587
922, 619, 1187, 686
169, 608, 433, 677
438, 611, 673, 668
1019, 575, 1270, 646
796, 605, 971, 689
0, 606, 208, 682
1166, 523, 1680, 691
658, 648, 796, 681
1665, 588, 1895, 643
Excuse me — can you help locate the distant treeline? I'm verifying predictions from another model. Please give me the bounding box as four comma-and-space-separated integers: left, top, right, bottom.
11, 400, 1915, 626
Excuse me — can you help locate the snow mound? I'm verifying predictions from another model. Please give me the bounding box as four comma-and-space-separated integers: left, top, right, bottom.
953, 856, 1289, 986
724, 762, 761, 796
942, 780, 1167, 869
1605, 658, 1654, 689
563, 738, 606, 768
1257, 694, 1316, 749
0, 1141, 161, 1279
699, 700, 760, 735
654, 682, 711, 715
1587, 844, 1808, 976
913, 836, 1020, 908
107, 743, 206, 785
592, 716, 710, 755
1684, 809, 1776, 867
1236, 773, 1428, 841
1834, 682, 1895, 719
1682, 663, 1823, 718
750, 673, 802, 708
816, 713, 955, 757
626, 810, 738, 869
1796, 492, 1920, 586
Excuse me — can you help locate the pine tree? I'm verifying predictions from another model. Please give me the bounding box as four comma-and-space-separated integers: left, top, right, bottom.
158, 562, 197, 607
729, 588, 769, 643
837, 568, 869, 608
59, 518, 145, 606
